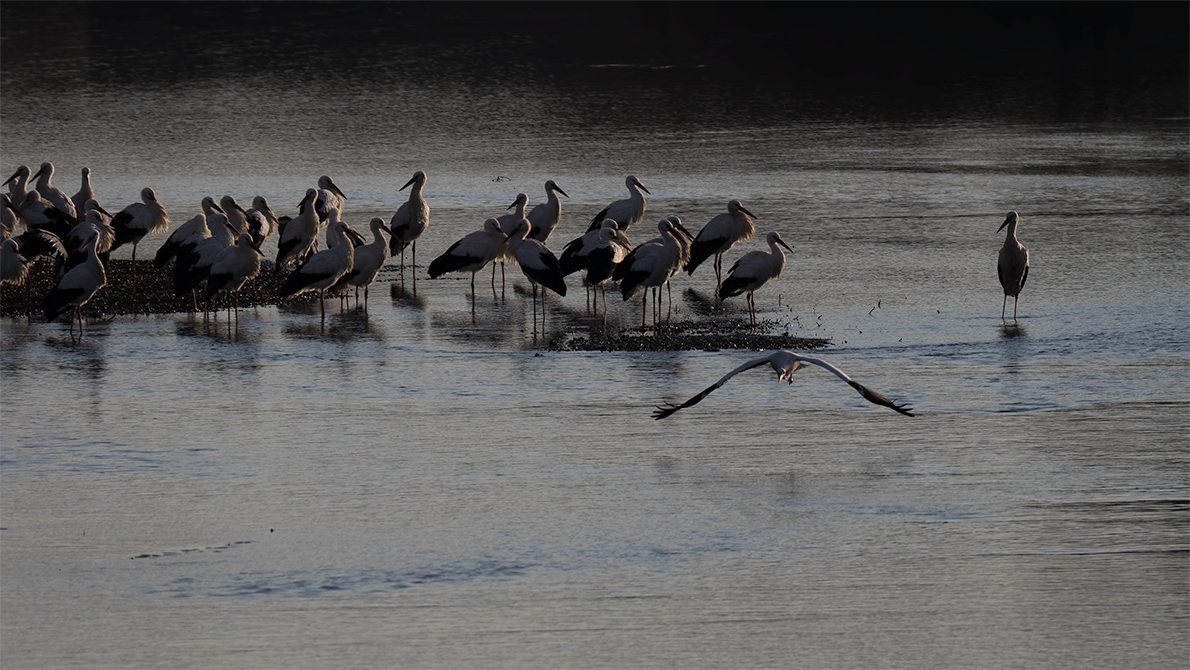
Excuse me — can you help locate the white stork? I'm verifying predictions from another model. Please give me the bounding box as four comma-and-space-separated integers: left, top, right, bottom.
275, 189, 320, 272
71, 167, 96, 221
204, 232, 263, 322
527, 179, 569, 242
388, 170, 429, 282
506, 218, 566, 334
652, 350, 915, 419
280, 219, 358, 321
586, 175, 650, 232
109, 187, 170, 264
685, 199, 758, 293
997, 210, 1029, 320
719, 231, 793, 326
43, 231, 106, 338
330, 217, 389, 307
30, 162, 77, 222
428, 218, 508, 298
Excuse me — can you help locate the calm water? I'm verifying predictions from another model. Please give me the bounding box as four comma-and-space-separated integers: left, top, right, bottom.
2, 4, 1188, 668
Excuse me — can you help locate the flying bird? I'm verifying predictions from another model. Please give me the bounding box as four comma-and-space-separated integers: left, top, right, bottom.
653, 350, 915, 419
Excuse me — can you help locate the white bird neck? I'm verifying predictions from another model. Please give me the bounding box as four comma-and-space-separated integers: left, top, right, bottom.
86, 237, 106, 278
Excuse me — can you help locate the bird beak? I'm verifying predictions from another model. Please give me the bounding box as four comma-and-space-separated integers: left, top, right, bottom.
331, 183, 347, 200
556, 186, 570, 198
400, 175, 417, 191
212, 202, 226, 214
381, 224, 393, 235
94, 203, 111, 216
1, 170, 18, 187
506, 200, 517, 211
740, 206, 757, 219
224, 221, 238, 235
250, 240, 263, 256
777, 239, 794, 252
672, 221, 694, 240
637, 181, 651, 195
234, 203, 249, 216
29, 165, 46, 181
997, 215, 1014, 232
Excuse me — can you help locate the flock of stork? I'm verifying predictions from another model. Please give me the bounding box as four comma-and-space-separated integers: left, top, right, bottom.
0, 166, 802, 330
0, 161, 1033, 418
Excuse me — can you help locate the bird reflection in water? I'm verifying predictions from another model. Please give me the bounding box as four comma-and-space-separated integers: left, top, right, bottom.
999, 322, 1027, 338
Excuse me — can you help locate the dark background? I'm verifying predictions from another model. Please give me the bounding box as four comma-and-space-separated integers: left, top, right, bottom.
3, 2, 1187, 123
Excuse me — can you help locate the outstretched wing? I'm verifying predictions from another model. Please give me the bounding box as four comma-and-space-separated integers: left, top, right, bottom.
787, 353, 915, 416
652, 356, 773, 419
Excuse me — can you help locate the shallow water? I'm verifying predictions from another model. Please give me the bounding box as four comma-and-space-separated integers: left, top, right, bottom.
2, 4, 1188, 668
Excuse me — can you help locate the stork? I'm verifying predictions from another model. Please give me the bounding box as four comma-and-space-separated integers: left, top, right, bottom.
652, 350, 915, 419
997, 211, 1029, 320
719, 231, 793, 327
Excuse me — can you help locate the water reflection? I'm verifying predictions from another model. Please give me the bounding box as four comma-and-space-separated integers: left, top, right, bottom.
999, 322, 1028, 338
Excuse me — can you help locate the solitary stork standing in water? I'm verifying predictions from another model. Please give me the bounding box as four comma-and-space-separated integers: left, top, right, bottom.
652, 350, 915, 419
389, 170, 429, 282
997, 210, 1029, 320
586, 175, 650, 232
719, 231, 793, 327
43, 231, 106, 338
685, 199, 758, 295
109, 187, 170, 264
527, 179, 569, 243
30, 162, 77, 223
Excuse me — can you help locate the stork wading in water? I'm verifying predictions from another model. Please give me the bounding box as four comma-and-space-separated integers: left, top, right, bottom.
43, 231, 106, 339
204, 232, 263, 325
428, 218, 509, 304
506, 218, 566, 336
613, 218, 691, 331
389, 170, 429, 287
330, 217, 390, 309
280, 219, 361, 322
719, 231, 793, 327
686, 199, 758, 295
584, 224, 631, 320
652, 350, 915, 419
997, 210, 1029, 320
586, 175, 650, 232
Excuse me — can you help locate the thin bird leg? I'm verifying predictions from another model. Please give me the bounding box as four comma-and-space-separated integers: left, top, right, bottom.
1002, 295, 1008, 320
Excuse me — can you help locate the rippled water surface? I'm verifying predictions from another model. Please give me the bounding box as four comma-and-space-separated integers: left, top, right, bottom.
2, 4, 1188, 668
